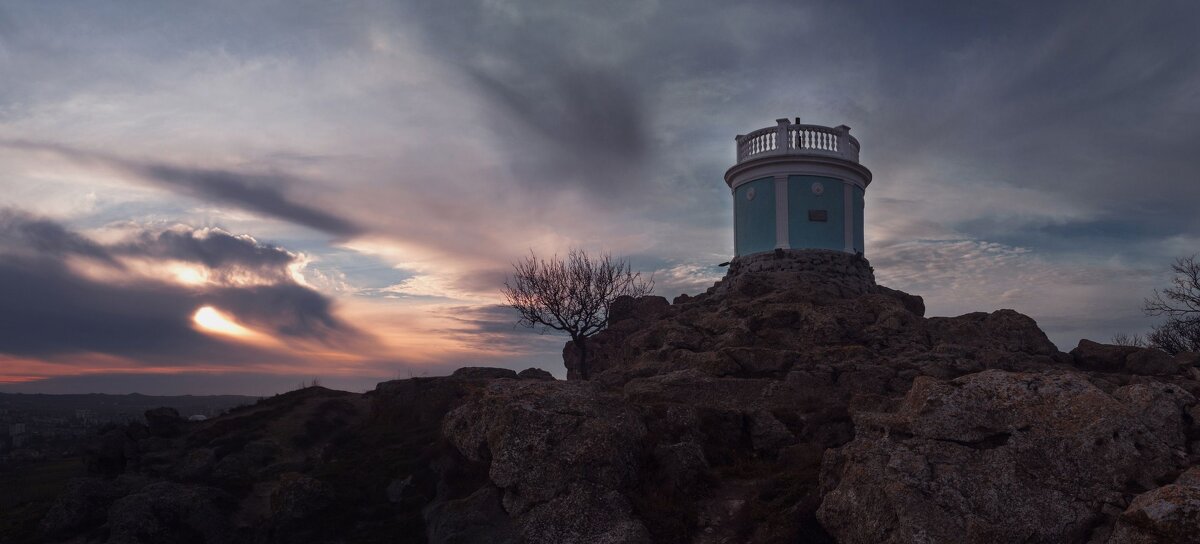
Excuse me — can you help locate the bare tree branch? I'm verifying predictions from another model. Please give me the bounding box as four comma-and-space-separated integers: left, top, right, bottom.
501, 249, 653, 379
1141, 254, 1200, 354
1110, 332, 1146, 347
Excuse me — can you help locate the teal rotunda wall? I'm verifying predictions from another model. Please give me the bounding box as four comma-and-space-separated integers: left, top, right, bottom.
733, 175, 865, 256
733, 177, 776, 256
724, 118, 872, 258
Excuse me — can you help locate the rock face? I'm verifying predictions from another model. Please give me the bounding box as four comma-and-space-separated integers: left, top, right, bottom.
439, 380, 651, 543
33, 249, 1200, 543
106, 482, 234, 544
817, 371, 1196, 543
517, 368, 556, 381
1109, 466, 1200, 543
1070, 339, 1184, 376
38, 475, 150, 538
566, 249, 1058, 385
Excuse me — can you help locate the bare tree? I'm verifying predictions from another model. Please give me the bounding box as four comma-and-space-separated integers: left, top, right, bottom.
1110, 332, 1146, 347
502, 249, 653, 380
1143, 255, 1200, 354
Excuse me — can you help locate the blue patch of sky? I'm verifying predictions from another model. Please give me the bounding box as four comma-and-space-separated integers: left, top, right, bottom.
269, 242, 416, 293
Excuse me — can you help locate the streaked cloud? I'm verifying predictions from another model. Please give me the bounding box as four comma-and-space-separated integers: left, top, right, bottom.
1, 140, 363, 237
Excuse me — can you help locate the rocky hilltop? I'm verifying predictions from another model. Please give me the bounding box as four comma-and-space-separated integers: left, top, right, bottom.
29, 249, 1200, 543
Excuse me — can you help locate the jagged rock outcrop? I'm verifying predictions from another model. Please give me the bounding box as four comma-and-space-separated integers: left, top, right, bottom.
451, 367, 520, 380
817, 370, 1196, 543
1070, 339, 1186, 376
38, 475, 151, 538
106, 482, 235, 544
567, 249, 1061, 386
517, 368, 556, 381
439, 380, 651, 543
1109, 466, 1200, 543
32, 249, 1200, 543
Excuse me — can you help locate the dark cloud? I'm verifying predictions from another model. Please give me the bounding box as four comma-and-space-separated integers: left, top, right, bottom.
0, 139, 363, 237
466, 66, 648, 192
0, 252, 229, 359
128, 163, 364, 237
0, 210, 363, 361
114, 228, 295, 279
841, 0, 1200, 237
436, 304, 567, 352
0, 209, 116, 264
398, 2, 658, 195
206, 284, 347, 341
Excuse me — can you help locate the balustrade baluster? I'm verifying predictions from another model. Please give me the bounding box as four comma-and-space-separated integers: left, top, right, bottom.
733, 121, 860, 163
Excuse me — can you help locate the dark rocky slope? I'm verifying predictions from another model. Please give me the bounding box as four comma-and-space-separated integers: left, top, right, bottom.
30, 249, 1200, 543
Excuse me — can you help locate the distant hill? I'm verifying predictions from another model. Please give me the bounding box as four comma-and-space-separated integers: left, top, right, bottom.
0, 392, 259, 421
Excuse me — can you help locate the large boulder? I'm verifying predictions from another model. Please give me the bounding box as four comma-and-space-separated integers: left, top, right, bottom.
818, 370, 1196, 544
517, 368, 556, 381
270, 473, 332, 521
871, 285, 926, 317
424, 486, 520, 544
371, 376, 481, 427
38, 476, 148, 538
106, 482, 234, 544
608, 295, 671, 324
1071, 339, 1180, 376
925, 310, 1061, 358
451, 367, 519, 380
266, 473, 335, 541
519, 481, 652, 544
438, 380, 650, 542
1108, 467, 1200, 543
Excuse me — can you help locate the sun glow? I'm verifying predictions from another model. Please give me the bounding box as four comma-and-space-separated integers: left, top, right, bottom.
192, 306, 255, 338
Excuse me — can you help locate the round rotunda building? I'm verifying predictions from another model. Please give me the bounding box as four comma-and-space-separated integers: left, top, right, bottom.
725, 118, 872, 257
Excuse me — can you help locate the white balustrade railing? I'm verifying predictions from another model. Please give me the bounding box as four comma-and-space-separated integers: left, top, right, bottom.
734, 118, 861, 164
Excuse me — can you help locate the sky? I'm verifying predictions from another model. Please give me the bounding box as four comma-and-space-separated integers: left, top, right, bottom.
0, 0, 1197, 395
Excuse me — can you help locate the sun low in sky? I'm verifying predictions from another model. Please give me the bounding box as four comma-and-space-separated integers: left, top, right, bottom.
193, 306, 257, 339
0, 1, 1197, 394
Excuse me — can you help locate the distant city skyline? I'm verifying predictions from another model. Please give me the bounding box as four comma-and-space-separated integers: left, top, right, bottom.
1, 1, 1197, 395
